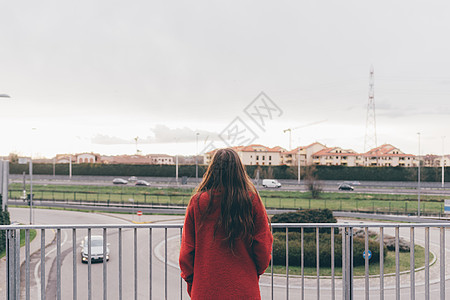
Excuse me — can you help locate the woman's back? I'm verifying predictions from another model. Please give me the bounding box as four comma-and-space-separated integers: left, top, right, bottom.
179, 148, 273, 299
180, 191, 272, 299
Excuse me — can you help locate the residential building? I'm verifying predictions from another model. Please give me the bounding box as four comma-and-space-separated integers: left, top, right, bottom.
422, 154, 450, 167
237, 144, 284, 166
150, 154, 174, 165
55, 154, 76, 164
204, 145, 285, 166
76, 153, 101, 164
312, 147, 361, 166
363, 144, 415, 167
282, 142, 327, 166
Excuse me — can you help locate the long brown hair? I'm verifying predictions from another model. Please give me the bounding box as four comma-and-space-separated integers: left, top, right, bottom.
193, 148, 257, 250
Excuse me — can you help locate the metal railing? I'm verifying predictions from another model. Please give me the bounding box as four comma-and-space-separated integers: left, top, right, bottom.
1, 223, 449, 299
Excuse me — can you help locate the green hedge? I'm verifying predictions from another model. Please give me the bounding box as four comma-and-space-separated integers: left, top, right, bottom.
272, 231, 384, 267
9, 163, 450, 182
271, 209, 336, 233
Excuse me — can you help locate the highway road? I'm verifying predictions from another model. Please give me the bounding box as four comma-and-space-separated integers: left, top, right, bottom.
9, 208, 188, 300
7, 208, 450, 299
9, 174, 450, 196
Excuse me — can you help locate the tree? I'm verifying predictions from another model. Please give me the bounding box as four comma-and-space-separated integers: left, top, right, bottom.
8, 152, 19, 163
304, 165, 322, 199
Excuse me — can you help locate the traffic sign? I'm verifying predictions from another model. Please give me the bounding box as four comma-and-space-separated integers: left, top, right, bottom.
445, 200, 450, 214
363, 250, 372, 260
137, 211, 142, 216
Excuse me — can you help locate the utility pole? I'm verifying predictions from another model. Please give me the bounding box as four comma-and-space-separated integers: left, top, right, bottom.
417, 132, 421, 217
364, 66, 377, 154
176, 154, 179, 184
29, 158, 33, 224
297, 148, 301, 185
442, 136, 446, 188
69, 155, 72, 179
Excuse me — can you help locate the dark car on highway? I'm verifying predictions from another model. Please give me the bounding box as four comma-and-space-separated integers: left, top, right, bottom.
338, 183, 354, 191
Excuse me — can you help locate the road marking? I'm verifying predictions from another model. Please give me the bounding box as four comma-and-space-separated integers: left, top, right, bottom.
34, 229, 68, 299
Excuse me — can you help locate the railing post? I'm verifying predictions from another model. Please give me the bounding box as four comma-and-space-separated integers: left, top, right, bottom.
343, 226, 353, 300
6, 229, 16, 300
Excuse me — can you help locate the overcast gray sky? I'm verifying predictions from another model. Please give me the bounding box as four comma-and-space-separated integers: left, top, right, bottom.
1, 1, 449, 157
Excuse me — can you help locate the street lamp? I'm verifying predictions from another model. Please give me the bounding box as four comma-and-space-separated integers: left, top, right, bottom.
417, 132, 421, 217
29, 128, 37, 224
0, 94, 11, 212
297, 147, 301, 185
442, 136, 446, 188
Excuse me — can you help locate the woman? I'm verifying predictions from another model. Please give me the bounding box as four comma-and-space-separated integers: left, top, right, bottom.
179, 148, 273, 299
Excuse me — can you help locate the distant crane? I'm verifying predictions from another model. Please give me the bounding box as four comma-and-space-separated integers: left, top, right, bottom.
283, 119, 327, 150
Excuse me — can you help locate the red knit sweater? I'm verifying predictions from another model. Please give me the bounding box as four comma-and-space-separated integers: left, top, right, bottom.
179, 191, 273, 300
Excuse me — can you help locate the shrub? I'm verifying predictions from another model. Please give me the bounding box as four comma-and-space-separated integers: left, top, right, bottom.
271, 209, 336, 233
272, 231, 385, 267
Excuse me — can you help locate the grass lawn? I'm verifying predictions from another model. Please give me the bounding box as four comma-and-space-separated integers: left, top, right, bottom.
268, 245, 429, 277
9, 183, 445, 214
0, 228, 37, 258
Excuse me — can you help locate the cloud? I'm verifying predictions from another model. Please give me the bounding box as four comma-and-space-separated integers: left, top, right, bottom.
377, 105, 450, 118
91, 125, 219, 145
91, 134, 135, 145
150, 124, 219, 143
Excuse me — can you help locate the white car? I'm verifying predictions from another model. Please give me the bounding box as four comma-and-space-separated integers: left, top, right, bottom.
135, 180, 150, 186
112, 178, 128, 185
128, 176, 138, 182
80, 235, 110, 263
262, 179, 282, 188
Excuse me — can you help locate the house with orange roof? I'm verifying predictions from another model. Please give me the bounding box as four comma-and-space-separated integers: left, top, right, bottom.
281, 142, 327, 166
421, 154, 450, 167
55, 154, 76, 164
312, 147, 361, 166
76, 152, 101, 164
150, 154, 174, 165
203, 145, 285, 166
203, 143, 417, 167
203, 146, 243, 165
237, 144, 285, 166
363, 144, 415, 167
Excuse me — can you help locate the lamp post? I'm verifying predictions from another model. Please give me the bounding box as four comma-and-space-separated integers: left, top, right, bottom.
417, 132, 421, 217
297, 148, 301, 185
29, 157, 33, 224
442, 136, 446, 188
195, 133, 199, 182
29, 128, 37, 224
0, 94, 11, 212
69, 154, 72, 179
